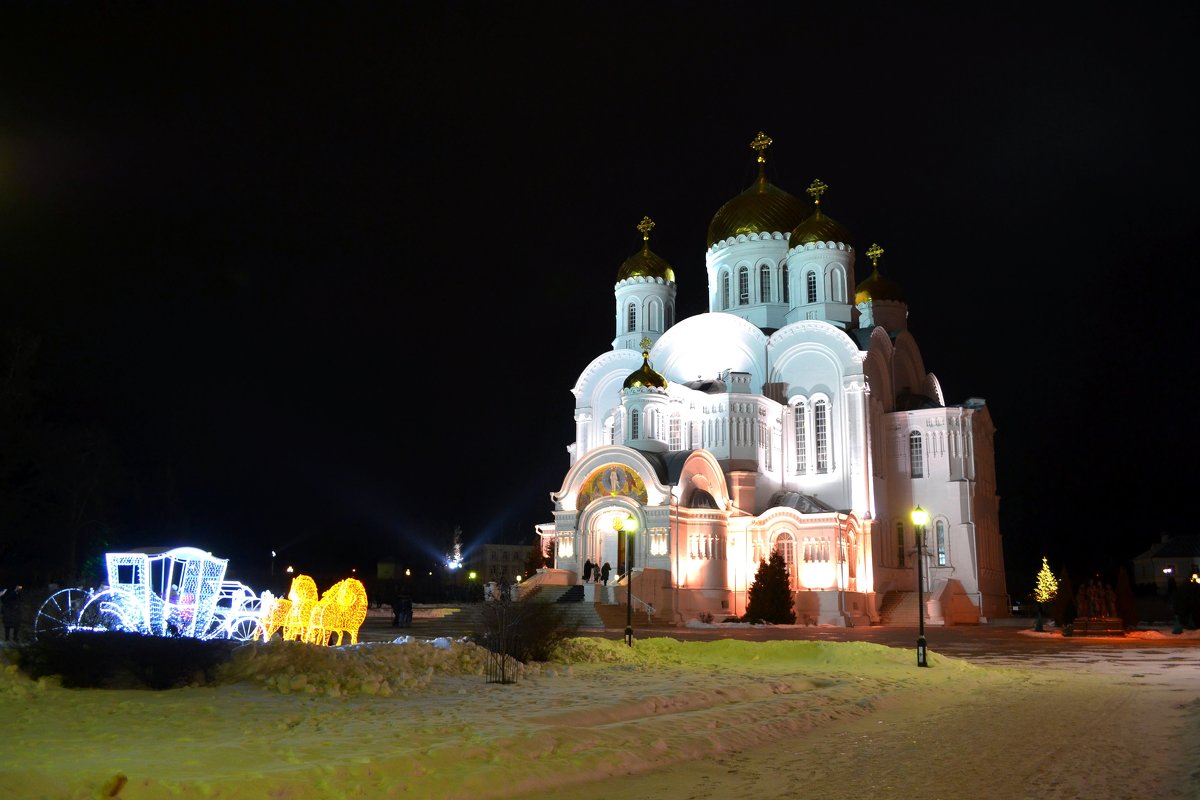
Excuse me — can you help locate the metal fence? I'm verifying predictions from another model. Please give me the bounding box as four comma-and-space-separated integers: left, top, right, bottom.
481, 632, 520, 684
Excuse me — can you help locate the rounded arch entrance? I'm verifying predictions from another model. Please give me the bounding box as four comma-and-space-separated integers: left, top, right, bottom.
578, 497, 645, 582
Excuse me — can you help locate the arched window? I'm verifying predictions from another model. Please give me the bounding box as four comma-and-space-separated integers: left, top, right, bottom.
806, 271, 817, 304
738, 267, 749, 305
649, 299, 662, 332
896, 522, 905, 566
781, 263, 789, 303
630, 410, 640, 440
627, 302, 637, 333
665, 304, 674, 328
909, 430, 924, 478
669, 414, 681, 450
830, 266, 845, 302
721, 273, 730, 310
792, 400, 807, 474
604, 415, 616, 445
814, 399, 829, 473
774, 532, 797, 589
759, 264, 771, 303
936, 520, 947, 566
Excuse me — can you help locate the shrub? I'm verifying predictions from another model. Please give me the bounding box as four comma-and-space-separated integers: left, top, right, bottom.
696, 611, 714, 624
16, 631, 239, 689
475, 595, 579, 663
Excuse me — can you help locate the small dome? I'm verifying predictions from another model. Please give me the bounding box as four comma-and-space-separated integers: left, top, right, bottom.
854, 243, 905, 303
706, 132, 809, 249
616, 217, 674, 282
789, 178, 852, 247
624, 341, 668, 390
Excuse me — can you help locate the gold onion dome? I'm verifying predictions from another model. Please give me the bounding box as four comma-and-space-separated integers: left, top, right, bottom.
706, 132, 809, 249
854, 243, 905, 304
790, 178, 852, 247
616, 216, 674, 282
624, 337, 668, 390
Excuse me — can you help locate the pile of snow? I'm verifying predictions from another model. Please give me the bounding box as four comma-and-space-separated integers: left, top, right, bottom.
214, 636, 547, 696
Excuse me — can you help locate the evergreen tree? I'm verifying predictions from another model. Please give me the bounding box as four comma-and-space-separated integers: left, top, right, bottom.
1052, 570, 1076, 627
522, 543, 547, 578
1033, 556, 1058, 631
743, 549, 796, 624
1115, 567, 1138, 629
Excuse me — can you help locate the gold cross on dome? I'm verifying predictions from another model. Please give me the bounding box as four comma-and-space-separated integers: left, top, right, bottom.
807, 178, 828, 205
637, 216, 655, 241
866, 243, 884, 268
750, 131, 772, 163
639, 336, 653, 353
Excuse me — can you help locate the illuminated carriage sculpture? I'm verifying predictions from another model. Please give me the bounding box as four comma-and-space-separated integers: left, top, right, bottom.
34, 546, 266, 641
34, 547, 369, 646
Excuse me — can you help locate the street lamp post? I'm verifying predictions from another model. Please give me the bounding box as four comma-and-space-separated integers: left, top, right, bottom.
613, 513, 639, 647
911, 506, 929, 667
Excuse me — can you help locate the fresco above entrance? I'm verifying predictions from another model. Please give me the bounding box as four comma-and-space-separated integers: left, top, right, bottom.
578, 464, 648, 513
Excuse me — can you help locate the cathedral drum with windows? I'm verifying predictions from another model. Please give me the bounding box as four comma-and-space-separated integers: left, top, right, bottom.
531, 132, 1007, 626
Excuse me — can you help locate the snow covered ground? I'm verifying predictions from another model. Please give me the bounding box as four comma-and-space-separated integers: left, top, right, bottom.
1, 629, 1197, 799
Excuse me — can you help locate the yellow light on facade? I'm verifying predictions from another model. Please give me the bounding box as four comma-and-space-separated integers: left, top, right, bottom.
911, 506, 929, 526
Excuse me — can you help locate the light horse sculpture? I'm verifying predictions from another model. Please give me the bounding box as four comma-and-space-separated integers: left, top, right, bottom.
256, 574, 368, 646
308, 578, 369, 646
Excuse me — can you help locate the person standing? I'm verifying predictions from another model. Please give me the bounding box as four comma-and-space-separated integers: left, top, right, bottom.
1, 584, 23, 642
583, 559, 594, 583
600, 562, 611, 586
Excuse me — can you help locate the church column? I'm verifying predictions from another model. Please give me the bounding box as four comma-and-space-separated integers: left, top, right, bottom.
844, 375, 872, 514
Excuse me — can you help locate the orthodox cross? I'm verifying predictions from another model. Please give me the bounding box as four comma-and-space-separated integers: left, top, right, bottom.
637, 216, 655, 242
807, 178, 828, 206
866, 243, 884, 269
750, 131, 772, 163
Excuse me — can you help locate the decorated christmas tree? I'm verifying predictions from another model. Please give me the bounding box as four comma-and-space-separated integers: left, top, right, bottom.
1033, 556, 1058, 631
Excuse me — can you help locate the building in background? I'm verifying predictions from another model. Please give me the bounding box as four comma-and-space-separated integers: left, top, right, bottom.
1133, 535, 1200, 593
530, 133, 1008, 626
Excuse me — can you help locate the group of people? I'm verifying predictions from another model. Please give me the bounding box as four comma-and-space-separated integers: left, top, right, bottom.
1, 584, 23, 642
391, 596, 413, 628
581, 559, 611, 585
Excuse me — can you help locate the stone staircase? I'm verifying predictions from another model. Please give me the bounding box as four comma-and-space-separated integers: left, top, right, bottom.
878, 591, 921, 626
525, 585, 606, 629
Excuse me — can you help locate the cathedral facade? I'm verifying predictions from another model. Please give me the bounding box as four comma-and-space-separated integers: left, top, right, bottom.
533, 133, 1008, 626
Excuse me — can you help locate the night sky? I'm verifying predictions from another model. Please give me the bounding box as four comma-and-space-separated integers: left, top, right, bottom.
1, 3, 1195, 592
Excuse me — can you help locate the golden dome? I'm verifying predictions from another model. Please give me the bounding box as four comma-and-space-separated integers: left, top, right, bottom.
854, 243, 905, 304
789, 178, 852, 247
616, 216, 675, 282
624, 338, 668, 390
706, 132, 809, 249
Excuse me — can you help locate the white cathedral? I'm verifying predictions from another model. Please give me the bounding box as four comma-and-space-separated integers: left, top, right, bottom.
529, 133, 1008, 626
